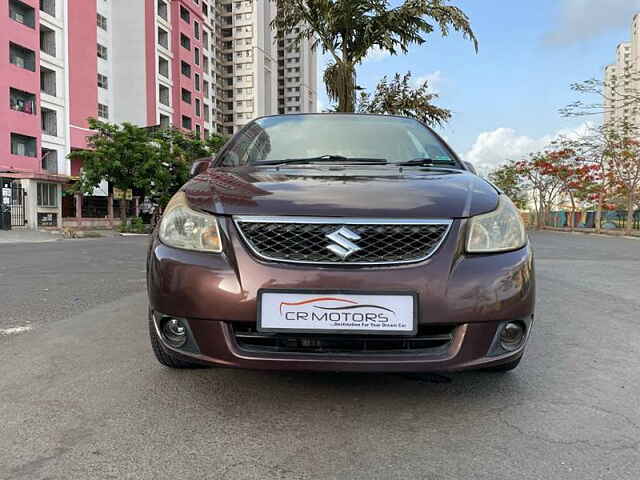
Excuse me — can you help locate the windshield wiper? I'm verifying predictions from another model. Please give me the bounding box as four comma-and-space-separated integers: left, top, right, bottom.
395, 158, 459, 168
257, 155, 388, 166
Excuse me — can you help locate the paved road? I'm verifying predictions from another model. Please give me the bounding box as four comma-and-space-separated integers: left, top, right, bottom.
0, 232, 638, 479
0, 237, 148, 331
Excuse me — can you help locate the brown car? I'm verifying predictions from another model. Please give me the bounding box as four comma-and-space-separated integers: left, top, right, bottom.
147, 114, 535, 373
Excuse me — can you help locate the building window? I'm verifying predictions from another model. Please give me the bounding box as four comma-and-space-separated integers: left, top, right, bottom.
98, 103, 109, 119
194, 47, 200, 65
180, 33, 191, 50
181, 88, 192, 104
37, 183, 57, 207
9, 42, 36, 71
204, 105, 210, 122
159, 114, 170, 129
10, 133, 37, 157
182, 115, 192, 129
159, 57, 169, 78
41, 149, 58, 173
97, 13, 107, 30
41, 107, 57, 136
97, 73, 109, 89
202, 31, 209, 50
9, 88, 36, 114
157, 0, 168, 20
194, 73, 200, 91
180, 5, 190, 23
202, 2, 208, 16
40, 67, 57, 96
195, 124, 201, 137
9, 0, 35, 28
181, 60, 191, 78
195, 98, 201, 117
40, 0, 56, 17
157, 27, 169, 48
97, 43, 108, 60
159, 84, 170, 106
40, 25, 56, 56
194, 21, 200, 39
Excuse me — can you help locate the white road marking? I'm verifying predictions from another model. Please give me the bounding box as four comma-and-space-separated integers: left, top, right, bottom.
0, 325, 33, 336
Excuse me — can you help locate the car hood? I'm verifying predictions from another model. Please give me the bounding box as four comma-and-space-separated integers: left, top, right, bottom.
183, 165, 499, 219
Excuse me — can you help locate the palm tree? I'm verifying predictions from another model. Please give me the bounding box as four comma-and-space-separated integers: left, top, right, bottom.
272, 0, 478, 112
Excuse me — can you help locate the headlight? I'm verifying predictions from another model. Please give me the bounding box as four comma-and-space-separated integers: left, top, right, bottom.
466, 195, 526, 253
159, 192, 222, 252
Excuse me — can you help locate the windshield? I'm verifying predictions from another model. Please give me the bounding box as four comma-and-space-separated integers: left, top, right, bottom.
217, 114, 460, 167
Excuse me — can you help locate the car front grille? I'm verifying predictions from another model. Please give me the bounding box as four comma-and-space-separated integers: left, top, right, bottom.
232, 324, 456, 355
234, 217, 452, 265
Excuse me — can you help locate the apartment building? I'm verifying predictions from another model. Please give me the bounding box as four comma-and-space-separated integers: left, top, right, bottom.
277, 28, 317, 115
216, 0, 277, 135
2, 0, 98, 230
1, 0, 317, 231
604, 14, 640, 128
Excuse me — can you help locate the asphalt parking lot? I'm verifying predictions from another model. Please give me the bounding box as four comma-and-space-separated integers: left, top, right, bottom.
0, 231, 638, 479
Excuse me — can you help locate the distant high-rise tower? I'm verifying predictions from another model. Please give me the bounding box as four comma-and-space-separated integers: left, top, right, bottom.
277, 26, 318, 115
603, 14, 640, 128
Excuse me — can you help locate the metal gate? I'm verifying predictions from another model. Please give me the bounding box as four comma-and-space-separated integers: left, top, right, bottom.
0, 178, 27, 230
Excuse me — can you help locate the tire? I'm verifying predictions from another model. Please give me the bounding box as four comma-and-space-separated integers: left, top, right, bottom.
485, 356, 522, 372
148, 309, 205, 369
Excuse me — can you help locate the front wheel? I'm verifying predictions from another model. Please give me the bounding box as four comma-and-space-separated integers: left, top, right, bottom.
148, 309, 206, 369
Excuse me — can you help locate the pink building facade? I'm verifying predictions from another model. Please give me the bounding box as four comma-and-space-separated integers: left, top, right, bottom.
1, 0, 316, 231
1, 0, 99, 230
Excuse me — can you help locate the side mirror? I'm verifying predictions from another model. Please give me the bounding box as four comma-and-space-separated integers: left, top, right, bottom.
464, 161, 478, 175
190, 159, 211, 177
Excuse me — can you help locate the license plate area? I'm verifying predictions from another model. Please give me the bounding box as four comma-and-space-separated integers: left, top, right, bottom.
257, 290, 418, 335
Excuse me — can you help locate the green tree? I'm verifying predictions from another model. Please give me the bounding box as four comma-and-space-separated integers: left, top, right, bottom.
69, 119, 162, 222
489, 161, 528, 210
356, 71, 451, 127
69, 119, 227, 222
272, 0, 477, 113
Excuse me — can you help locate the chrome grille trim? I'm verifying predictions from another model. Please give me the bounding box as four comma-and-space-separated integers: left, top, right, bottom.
233, 216, 453, 265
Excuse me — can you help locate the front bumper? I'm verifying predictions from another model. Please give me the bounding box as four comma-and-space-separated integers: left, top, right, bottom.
147, 218, 535, 372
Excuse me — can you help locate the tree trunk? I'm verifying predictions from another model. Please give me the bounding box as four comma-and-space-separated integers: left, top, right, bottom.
595, 191, 603, 233
568, 194, 575, 232
120, 198, 128, 226
625, 193, 635, 236
337, 75, 355, 112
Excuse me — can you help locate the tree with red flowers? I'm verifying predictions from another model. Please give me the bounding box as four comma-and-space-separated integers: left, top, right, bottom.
541, 147, 599, 231
602, 125, 640, 235
514, 153, 563, 229
553, 126, 618, 232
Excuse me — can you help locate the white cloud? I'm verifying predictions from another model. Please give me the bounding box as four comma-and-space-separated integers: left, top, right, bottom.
363, 46, 391, 63
543, 0, 640, 46
413, 71, 443, 94
463, 123, 592, 176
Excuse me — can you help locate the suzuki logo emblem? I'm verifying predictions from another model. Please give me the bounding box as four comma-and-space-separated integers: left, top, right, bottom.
325, 226, 363, 259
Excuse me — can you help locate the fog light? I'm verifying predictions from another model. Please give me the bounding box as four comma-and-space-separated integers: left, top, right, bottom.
161, 318, 188, 348
500, 322, 525, 351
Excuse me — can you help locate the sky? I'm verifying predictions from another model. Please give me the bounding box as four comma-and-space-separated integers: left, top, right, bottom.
316, 0, 640, 173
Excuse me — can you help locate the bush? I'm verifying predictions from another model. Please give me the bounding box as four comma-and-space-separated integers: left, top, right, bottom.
118, 217, 149, 234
